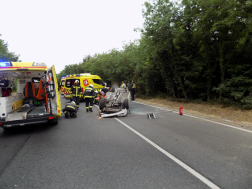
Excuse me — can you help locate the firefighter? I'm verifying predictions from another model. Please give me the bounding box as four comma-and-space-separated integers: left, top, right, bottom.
101, 84, 109, 94
84, 84, 95, 112
71, 80, 82, 110
62, 101, 77, 118
131, 80, 136, 101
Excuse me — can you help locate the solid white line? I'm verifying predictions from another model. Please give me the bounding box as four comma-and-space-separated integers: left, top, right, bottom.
115, 118, 220, 189
133, 101, 252, 134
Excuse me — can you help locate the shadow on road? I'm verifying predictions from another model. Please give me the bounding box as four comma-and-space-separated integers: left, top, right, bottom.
0, 123, 56, 137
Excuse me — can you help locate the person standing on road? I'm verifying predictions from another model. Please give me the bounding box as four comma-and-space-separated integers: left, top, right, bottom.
84, 84, 95, 112
101, 83, 109, 94
71, 80, 81, 110
131, 80, 136, 101
120, 81, 125, 88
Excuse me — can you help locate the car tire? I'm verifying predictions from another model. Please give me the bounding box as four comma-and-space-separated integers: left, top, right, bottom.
124, 99, 129, 109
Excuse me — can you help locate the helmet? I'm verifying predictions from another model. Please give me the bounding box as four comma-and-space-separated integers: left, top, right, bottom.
71, 101, 76, 105
104, 82, 107, 86
75, 80, 79, 84
90, 84, 93, 88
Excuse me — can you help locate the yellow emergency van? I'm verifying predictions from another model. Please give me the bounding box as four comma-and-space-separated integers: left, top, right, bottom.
59, 76, 65, 95
64, 73, 104, 100
0, 62, 61, 131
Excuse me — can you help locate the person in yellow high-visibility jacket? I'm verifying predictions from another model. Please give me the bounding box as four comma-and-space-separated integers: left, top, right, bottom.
120, 81, 125, 88
131, 80, 136, 101
84, 84, 95, 112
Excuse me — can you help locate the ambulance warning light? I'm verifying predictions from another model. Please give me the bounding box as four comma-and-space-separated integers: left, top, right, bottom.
0, 62, 12, 67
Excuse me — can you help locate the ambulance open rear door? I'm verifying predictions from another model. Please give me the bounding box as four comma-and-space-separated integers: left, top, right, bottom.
45, 65, 61, 117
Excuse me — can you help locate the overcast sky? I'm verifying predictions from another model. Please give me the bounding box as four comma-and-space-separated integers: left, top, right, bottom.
1, 0, 147, 73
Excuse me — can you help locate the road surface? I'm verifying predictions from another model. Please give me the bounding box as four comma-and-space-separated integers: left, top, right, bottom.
0, 96, 252, 189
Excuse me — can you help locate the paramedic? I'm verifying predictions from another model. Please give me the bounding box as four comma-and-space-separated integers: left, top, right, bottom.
131, 80, 136, 101
71, 80, 82, 109
84, 84, 95, 112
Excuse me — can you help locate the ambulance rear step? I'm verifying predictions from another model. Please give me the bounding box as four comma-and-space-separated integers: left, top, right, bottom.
5, 107, 35, 122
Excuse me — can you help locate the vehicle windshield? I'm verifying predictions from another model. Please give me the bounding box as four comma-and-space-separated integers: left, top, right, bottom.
93, 79, 103, 85
61, 80, 65, 86
65, 79, 80, 88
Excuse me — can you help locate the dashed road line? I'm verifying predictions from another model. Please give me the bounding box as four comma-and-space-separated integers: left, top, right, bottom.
115, 118, 220, 189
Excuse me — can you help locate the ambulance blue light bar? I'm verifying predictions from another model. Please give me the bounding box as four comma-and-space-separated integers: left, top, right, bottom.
0, 62, 12, 67
66, 75, 70, 77
61, 77, 65, 79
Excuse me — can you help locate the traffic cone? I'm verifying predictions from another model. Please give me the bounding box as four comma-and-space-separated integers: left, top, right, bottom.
179, 105, 183, 115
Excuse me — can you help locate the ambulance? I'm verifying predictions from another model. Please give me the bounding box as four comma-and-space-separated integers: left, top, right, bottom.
0, 62, 61, 131
59, 76, 65, 95
64, 73, 104, 101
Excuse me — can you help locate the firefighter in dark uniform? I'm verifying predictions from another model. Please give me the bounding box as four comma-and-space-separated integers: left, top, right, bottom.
71, 80, 82, 110
84, 84, 95, 112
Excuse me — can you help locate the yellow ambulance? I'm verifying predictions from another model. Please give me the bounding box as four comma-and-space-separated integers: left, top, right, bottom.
64, 73, 104, 100
59, 76, 65, 95
0, 62, 61, 131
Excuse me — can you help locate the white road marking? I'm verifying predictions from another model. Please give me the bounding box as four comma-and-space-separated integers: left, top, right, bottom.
115, 118, 220, 189
133, 101, 252, 134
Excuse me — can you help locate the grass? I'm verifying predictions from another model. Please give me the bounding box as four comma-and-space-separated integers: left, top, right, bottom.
136, 97, 252, 130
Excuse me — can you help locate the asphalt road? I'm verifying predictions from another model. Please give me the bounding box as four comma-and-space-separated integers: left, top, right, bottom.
0, 96, 252, 189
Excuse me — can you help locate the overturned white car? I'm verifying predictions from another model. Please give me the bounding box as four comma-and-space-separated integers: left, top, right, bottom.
98, 87, 130, 117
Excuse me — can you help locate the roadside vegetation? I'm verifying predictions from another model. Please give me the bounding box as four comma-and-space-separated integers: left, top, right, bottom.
56, 0, 251, 110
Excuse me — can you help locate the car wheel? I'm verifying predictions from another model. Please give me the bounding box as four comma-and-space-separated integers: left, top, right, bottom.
124, 99, 129, 109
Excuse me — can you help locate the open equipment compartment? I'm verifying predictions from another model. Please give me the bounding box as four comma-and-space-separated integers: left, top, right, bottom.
0, 62, 61, 131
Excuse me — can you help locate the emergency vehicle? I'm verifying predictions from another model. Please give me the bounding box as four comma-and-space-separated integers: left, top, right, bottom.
64, 73, 104, 101
60, 76, 65, 95
0, 62, 61, 131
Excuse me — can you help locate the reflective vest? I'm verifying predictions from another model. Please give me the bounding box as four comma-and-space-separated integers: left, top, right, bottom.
121, 83, 125, 88
84, 87, 95, 98
132, 83, 136, 88
71, 85, 81, 97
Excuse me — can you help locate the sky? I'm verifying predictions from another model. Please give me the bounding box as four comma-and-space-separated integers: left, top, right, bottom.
1, 0, 147, 73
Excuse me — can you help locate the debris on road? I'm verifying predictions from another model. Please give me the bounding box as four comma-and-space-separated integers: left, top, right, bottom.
147, 113, 156, 119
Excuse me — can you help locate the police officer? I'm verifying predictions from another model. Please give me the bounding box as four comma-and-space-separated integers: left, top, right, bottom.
84, 84, 95, 112
131, 80, 136, 101
71, 80, 82, 110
